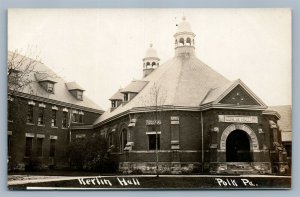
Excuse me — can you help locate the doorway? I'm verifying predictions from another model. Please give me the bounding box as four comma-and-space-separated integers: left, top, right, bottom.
226, 129, 252, 162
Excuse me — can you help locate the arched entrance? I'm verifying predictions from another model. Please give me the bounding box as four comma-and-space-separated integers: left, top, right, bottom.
219, 124, 259, 162
226, 130, 252, 162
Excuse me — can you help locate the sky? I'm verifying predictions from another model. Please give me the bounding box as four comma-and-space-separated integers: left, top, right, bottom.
8, 9, 291, 110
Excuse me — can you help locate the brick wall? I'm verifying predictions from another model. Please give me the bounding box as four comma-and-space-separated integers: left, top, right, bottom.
8, 96, 101, 171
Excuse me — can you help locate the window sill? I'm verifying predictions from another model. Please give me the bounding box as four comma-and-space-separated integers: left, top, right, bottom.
8, 120, 13, 123
26, 123, 35, 126
62, 127, 68, 130
37, 124, 45, 127
147, 150, 161, 152
51, 126, 58, 129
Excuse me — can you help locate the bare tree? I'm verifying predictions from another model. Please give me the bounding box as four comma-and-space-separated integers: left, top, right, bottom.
136, 82, 169, 176
8, 48, 41, 94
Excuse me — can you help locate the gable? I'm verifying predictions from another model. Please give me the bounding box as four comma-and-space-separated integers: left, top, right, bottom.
218, 85, 260, 106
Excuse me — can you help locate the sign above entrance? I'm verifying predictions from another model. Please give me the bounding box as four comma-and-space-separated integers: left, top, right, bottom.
218, 115, 258, 124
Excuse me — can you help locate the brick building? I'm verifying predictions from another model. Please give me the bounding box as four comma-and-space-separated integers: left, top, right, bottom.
93, 17, 289, 174
8, 52, 104, 171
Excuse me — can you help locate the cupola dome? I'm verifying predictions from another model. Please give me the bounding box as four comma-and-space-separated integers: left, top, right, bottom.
174, 17, 196, 57
176, 16, 192, 33
142, 44, 160, 78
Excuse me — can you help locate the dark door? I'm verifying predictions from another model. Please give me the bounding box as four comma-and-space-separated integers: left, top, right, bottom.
226, 130, 252, 162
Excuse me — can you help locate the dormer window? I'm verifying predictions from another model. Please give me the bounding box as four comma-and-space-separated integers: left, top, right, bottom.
77, 91, 83, 100
47, 82, 54, 93
112, 100, 117, 108
66, 82, 85, 101
124, 93, 129, 102
120, 80, 148, 102
8, 69, 20, 85
109, 89, 123, 110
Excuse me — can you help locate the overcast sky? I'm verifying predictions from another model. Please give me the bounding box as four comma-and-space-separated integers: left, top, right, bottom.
8, 9, 291, 110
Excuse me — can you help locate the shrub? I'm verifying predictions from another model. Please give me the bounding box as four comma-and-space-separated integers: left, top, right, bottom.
67, 134, 117, 172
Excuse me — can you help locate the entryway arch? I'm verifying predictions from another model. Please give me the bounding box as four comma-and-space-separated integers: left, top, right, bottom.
220, 124, 259, 162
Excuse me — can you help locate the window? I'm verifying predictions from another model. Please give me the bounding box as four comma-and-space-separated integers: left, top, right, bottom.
121, 129, 127, 150
108, 132, 113, 147
36, 138, 43, 157
51, 111, 56, 127
62, 112, 68, 128
8, 135, 11, 156
25, 137, 33, 157
179, 37, 185, 46
50, 139, 56, 157
79, 114, 83, 123
38, 108, 44, 125
47, 83, 54, 93
124, 93, 129, 102
72, 111, 77, 122
186, 37, 191, 45
8, 100, 13, 121
27, 105, 34, 124
51, 110, 57, 127
77, 91, 83, 100
111, 100, 116, 108
72, 112, 82, 123
148, 134, 160, 150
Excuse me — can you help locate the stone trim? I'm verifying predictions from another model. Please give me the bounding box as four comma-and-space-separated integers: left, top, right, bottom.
220, 124, 259, 151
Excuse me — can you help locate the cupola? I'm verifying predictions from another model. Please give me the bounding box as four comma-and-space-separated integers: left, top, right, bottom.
174, 16, 196, 57
142, 44, 160, 78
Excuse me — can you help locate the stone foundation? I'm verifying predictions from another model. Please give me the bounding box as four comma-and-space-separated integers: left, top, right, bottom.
208, 162, 272, 174
119, 162, 202, 174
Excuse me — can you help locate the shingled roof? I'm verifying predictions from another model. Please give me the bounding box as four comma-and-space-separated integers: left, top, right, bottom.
94, 55, 231, 124
94, 17, 266, 125
120, 80, 148, 93
109, 89, 124, 100
268, 105, 292, 132
8, 51, 103, 113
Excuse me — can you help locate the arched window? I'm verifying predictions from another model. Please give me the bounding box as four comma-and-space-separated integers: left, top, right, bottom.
186, 37, 191, 45
179, 38, 184, 46
152, 62, 156, 67
175, 39, 178, 47
108, 132, 113, 147
146, 62, 150, 68
121, 129, 127, 151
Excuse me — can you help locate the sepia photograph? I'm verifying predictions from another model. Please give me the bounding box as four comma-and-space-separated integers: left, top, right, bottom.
7, 8, 292, 190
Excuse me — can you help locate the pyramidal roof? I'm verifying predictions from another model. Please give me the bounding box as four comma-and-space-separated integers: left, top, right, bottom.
94, 17, 265, 125
95, 54, 231, 124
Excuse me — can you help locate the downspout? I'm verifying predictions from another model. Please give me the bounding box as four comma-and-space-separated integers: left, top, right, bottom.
68, 108, 73, 143
201, 111, 204, 172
